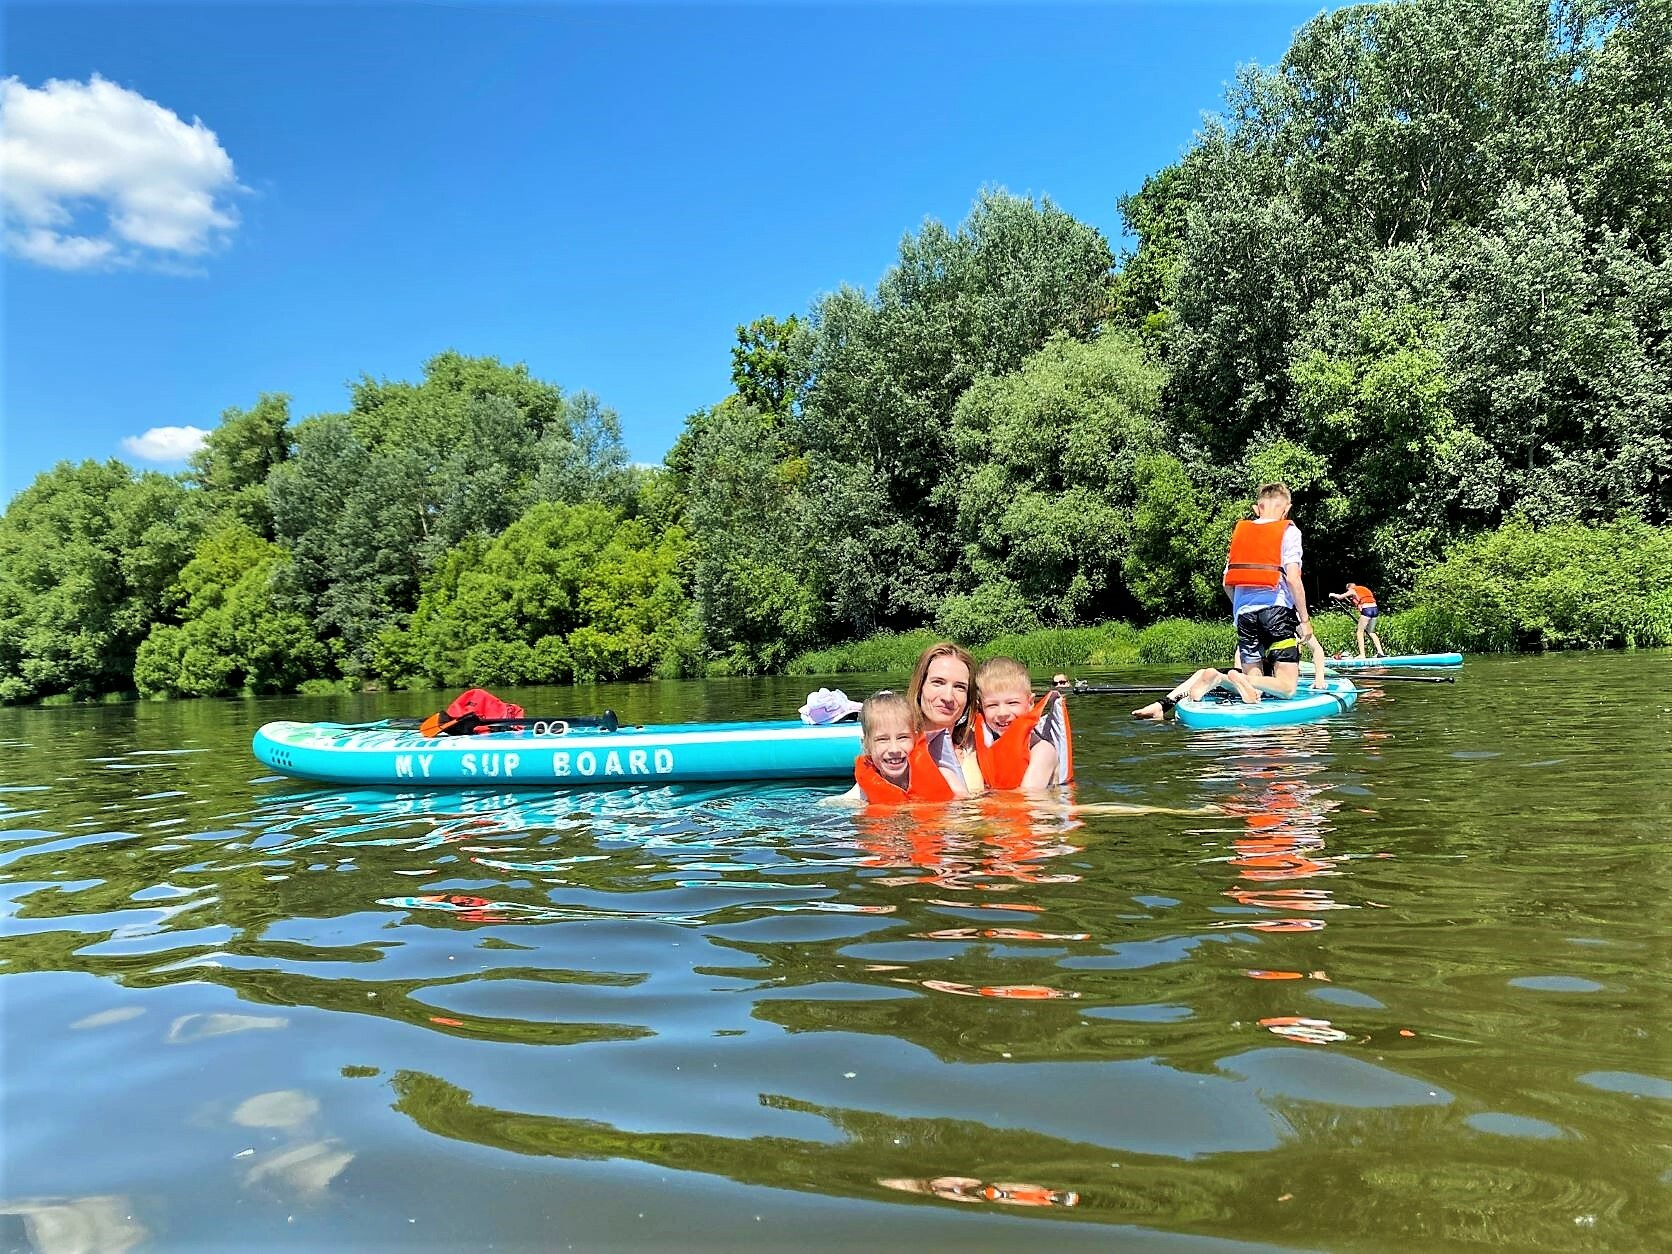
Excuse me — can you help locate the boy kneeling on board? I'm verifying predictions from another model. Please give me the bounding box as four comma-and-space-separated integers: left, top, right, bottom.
1135, 482, 1316, 719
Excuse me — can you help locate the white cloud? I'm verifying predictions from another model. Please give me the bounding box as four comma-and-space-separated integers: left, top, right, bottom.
0, 74, 242, 271
122, 425, 209, 462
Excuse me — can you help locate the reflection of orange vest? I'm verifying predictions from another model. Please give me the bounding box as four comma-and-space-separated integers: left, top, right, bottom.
1349, 583, 1376, 608
973, 693, 1074, 790
1225, 520, 1290, 588
854, 736, 956, 804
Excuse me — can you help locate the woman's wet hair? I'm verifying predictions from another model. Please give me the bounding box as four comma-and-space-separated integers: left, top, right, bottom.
905, 641, 977, 746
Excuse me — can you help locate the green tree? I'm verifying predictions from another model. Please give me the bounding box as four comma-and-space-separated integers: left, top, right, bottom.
187, 393, 292, 537
1125, 454, 1243, 619
268, 415, 427, 674
0, 461, 199, 702
266, 353, 632, 675
1445, 180, 1671, 523
134, 524, 328, 697
382, 501, 695, 688
730, 315, 813, 418
792, 189, 1116, 632
949, 330, 1164, 628
677, 400, 823, 672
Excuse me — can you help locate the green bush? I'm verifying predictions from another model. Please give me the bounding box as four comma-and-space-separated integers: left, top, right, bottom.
787, 631, 938, 676
1134, 618, 1237, 665
935, 581, 1041, 643
297, 677, 358, 696
1410, 519, 1672, 651
974, 625, 1128, 673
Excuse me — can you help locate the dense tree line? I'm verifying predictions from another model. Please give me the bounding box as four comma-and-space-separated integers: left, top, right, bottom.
1, 0, 1665, 702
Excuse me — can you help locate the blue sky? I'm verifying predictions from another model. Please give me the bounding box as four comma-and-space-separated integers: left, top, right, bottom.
2, 1, 1331, 504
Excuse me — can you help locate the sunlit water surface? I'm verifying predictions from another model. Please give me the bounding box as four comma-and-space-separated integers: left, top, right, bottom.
1, 653, 1668, 1250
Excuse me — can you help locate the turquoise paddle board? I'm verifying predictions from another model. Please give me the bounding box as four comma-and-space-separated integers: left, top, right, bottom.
1327, 652, 1462, 669
253, 718, 862, 787
1174, 677, 1358, 729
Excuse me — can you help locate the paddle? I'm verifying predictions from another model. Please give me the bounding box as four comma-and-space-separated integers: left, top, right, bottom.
1068, 683, 1176, 695
1325, 671, 1455, 684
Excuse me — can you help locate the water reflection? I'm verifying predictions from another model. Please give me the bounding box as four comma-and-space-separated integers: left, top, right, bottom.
1, 656, 1668, 1248
0, 1196, 146, 1253
854, 795, 1085, 891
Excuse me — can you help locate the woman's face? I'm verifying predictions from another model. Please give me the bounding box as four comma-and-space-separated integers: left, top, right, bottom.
918, 654, 970, 731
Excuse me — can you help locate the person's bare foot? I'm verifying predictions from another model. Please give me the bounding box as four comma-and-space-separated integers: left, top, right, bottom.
1227, 672, 1262, 704
1132, 701, 1166, 720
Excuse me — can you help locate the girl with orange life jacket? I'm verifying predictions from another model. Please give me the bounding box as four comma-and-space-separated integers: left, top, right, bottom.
851, 691, 967, 805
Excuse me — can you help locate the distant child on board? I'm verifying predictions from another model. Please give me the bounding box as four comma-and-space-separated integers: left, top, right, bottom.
850, 691, 968, 805
1330, 582, 1386, 659
971, 657, 1073, 792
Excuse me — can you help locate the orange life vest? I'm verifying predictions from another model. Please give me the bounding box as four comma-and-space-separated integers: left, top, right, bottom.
854, 735, 957, 805
972, 692, 1074, 790
1349, 583, 1376, 609
1224, 520, 1290, 588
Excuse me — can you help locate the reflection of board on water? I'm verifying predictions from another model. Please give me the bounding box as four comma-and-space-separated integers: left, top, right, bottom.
249, 781, 860, 854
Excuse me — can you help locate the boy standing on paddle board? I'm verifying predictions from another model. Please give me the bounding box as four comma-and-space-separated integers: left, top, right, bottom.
1223, 483, 1313, 700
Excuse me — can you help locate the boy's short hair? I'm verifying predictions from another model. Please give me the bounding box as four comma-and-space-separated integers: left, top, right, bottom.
974, 656, 1031, 697
1256, 482, 1292, 505
860, 691, 912, 743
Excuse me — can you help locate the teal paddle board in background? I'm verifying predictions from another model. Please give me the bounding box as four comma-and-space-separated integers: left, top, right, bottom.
1175, 677, 1358, 729
1327, 652, 1463, 669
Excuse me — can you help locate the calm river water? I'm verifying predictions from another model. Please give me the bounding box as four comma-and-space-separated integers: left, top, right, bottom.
1, 653, 1668, 1250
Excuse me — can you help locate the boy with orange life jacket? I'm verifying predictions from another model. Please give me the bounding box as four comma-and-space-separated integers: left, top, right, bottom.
1224, 481, 1314, 698
849, 691, 968, 805
971, 657, 1073, 792
1329, 582, 1386, 659
1134, 482, 1315, 720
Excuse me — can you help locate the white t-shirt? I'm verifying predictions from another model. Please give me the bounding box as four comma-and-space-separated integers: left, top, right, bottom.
1229, 519, 1304, 617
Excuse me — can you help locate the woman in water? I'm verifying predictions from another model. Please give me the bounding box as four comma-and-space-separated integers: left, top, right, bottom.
905, 641, 983, 793
825, 640, 982, 804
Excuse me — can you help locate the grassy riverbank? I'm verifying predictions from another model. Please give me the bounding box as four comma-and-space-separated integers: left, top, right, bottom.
789, 521, 1672, 676
786, 610, 1432, 675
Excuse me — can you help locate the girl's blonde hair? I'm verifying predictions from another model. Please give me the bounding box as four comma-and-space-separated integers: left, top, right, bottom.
860, 691, 912, 745
905, 641, 977, 747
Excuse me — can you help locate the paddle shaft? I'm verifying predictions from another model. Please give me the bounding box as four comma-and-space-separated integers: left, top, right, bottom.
1069, 685, 1176, 695
1326, 672, 1455, 683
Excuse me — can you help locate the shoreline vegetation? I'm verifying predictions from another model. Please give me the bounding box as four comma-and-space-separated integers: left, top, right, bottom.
3, 0, 1668, 707
789, 518, 1672, 674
